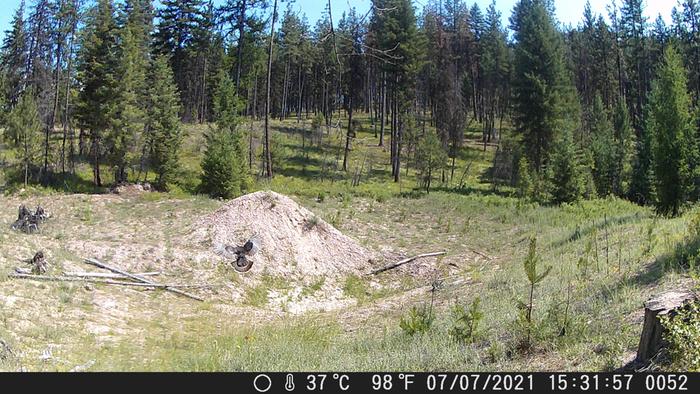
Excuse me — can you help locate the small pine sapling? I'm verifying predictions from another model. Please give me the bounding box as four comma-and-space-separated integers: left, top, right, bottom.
449, 297, 484, 344
519, 237, 552, 348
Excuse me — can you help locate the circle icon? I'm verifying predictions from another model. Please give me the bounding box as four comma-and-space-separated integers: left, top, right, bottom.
254, 374, 272, 393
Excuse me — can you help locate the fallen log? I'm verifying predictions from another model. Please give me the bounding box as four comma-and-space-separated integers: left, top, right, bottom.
83, 258, 204, 301
14, 267, 160, 279
8, 273, 198, 289
636, 290, 698, 363
371, 251, 447, 274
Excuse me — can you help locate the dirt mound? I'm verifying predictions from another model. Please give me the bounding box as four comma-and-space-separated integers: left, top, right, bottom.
191, 191, 375, 277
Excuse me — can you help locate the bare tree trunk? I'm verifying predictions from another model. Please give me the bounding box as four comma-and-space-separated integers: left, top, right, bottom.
281, 60, 289, 120
235, 0, 247, 91
249, 68, 258, 170
263, 0, 278, 178
62, 24, 76, 175
379, 72, 386, 146
343, 98, 353, 172
92, 135, 101, 187
297, 64, 303, 123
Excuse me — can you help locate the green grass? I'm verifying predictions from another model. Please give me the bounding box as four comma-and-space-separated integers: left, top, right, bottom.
243, 284, 269, 307
1, 115, 699, 371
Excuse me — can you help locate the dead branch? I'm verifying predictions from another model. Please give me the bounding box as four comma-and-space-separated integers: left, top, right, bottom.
8, 273, 203, 289
371, 251, 447, 275
63, 271, 160, 279
83, 258, 204, 301
471, 249, 494, 260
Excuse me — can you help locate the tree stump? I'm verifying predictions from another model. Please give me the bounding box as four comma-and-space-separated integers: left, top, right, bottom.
11, 204, 49, 234
636, 290, 697, 362
30, 251, 48, 275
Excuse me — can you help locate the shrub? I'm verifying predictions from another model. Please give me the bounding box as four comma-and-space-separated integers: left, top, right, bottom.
400, 305, 434, 336
660, 301, 700, 371
449, 298, 483, 344
305, 215, 321, 230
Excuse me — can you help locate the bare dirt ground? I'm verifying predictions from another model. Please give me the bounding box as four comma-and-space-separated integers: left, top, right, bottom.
188, 191, 377, 278
0, 190, 452, 370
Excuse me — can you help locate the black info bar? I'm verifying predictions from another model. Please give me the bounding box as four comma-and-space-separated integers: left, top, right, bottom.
0, 372, 697, 393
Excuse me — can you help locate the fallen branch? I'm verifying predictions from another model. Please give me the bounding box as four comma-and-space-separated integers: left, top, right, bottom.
15, 267, 160, 279
83, 258, 204, 301
470, 249, 494, 260
63, 271, 160, 279
8, 273, 201, 289
371, 251, 447, 275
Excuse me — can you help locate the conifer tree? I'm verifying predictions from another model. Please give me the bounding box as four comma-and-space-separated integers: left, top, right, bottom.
415, 130, 447, 193
648, 45, 698, 216
612, 98, 635, 196
77, 0, 119, 187
6, 91, 42, 186
1, 0, 28, 111
200, 72, 250, 199
147, 56, 182, 191
629, 117, 654, 205
510, 0, 580, 172
549, 127, 585, 204
110, 25, 147, 183
589, 95, 616, 196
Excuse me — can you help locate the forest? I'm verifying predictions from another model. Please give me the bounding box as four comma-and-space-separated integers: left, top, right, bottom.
0, 0, 697, 217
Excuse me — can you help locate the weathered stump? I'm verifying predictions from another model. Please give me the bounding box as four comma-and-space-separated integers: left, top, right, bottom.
30, 251, 47, 275
11, 205, 49, 234
636, 290, 698, 362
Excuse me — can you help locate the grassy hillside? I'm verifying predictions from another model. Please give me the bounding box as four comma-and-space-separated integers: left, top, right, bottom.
0, 115, 697, 371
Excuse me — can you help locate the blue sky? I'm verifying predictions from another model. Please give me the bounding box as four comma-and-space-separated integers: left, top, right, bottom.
0, 0, 678, 42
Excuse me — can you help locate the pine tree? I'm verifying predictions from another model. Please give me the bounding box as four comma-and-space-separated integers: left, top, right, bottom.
370, 0, 422, 182
589, 95, 616, 196
415, 130, 447, 193
109, 24, 147, 183
338, 8, 366, 172
1, 0, 28, 111
612, 98, 635, 196
629, 116, 654, 205
213, 69, 241, 133
147, 56, 182, 191
200, 70, 250, 199
199, 131, 250, 199
6, 91, 42, 186
481, 0, 510, 145
648, 45, 698, 216
620, 0, 649, 131
154, 0, 205, 121
549, 127, 585, 204
516, 156, 533, 199
677, 0, 700, 103
510, 0, 581, 172
77, 0, 119, 187
219, 0, 268, 91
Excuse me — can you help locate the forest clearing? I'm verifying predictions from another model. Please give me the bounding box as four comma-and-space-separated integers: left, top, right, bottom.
0, 0, 700, 375
0, 116, 697, 372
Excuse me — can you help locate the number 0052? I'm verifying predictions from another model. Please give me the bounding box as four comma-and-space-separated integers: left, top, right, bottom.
645, 374, 688, 391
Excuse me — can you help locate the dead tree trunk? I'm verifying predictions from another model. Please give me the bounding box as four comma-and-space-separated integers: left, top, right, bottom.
262, 0, 278, 178
636, 290, 698, 362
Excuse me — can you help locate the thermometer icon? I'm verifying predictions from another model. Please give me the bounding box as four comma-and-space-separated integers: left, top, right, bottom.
285, 374, 295, 391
